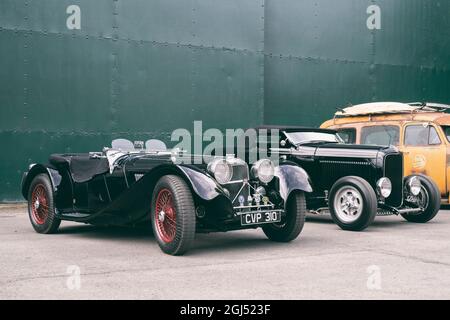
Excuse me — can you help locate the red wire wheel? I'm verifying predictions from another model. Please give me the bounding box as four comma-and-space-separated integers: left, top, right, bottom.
30, 184, 49, 225
154, 188, 177, 243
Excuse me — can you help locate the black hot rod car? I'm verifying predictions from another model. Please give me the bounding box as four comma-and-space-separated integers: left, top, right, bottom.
251, 126, 440, 231
21, 139, 309, 255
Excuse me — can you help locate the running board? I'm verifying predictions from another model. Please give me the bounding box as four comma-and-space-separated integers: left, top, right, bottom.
56, 212, 92, 221
309, 207, 423, 216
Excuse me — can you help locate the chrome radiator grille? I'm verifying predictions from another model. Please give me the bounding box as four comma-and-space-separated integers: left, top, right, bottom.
222, 158, 250, 207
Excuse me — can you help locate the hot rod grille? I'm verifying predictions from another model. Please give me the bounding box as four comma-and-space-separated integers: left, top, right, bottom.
318, 160, 376, 192
384, 153, 403, 207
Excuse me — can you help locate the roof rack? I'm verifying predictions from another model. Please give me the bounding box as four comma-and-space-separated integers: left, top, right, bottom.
334, 102, 449, 118
407, 102, 450, 112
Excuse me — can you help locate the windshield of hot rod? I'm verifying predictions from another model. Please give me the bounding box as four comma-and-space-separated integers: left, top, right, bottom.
284, 130, 343, 146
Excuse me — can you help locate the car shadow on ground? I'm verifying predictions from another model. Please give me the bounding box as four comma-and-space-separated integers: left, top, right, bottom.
53, 210, 447, 254
58, 223, 154, 240
56, 222, 318, 255
306, 213, 447, 229
191, 232, 318, 255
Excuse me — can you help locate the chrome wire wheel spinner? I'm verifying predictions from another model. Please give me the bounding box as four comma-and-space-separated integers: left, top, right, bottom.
333, 186, 363, 223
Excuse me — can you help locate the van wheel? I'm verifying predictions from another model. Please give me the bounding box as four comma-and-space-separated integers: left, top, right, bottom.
402, 175, 440, 223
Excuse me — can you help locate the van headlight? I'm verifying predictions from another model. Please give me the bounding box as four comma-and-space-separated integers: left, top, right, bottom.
407, 176, 421, 196
376, 177, 392, 198
207, 158, 233, 184
251, 159, 275, 184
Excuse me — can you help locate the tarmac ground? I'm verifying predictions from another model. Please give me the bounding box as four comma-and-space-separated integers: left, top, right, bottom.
1, 204, 449, 299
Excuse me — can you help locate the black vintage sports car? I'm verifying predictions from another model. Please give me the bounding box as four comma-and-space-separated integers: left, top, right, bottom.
21, 139, 309, 255
252, 126, 440, 231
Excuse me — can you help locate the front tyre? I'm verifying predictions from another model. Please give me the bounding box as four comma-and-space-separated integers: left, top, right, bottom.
262, 191, 306, 242
151, 175, 196, 255
27, 173, 61, 234
402, 175, 440, 223
329, 176, 377, 231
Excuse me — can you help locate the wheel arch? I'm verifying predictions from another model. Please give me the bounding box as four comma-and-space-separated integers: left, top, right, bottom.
21, 164, 62, 200
275, 164, 313, 202
138, 164, 223, 203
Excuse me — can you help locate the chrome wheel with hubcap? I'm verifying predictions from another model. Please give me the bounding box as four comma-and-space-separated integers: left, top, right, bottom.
333, 186, 363, 223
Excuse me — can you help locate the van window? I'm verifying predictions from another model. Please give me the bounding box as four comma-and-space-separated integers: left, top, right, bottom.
361, 125, 400, 146
429, 127, 441, 145
405, 125, 441, 146
441, 126, 450, 142
337, 128, 356, 144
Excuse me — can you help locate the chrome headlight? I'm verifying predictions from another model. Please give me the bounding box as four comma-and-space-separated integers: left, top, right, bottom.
251, 159, 275, 184
207, 158, 233, 184
376, 177, 392, 198
407, 176, 421, 196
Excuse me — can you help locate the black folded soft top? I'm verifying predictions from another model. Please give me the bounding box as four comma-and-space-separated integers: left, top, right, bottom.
49, 154, 109, 183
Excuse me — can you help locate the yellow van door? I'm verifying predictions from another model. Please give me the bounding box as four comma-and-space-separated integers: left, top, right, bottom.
401, 123, 447, 197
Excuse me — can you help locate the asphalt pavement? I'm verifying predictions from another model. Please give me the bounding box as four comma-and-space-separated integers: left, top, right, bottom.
1, 204, 449, 299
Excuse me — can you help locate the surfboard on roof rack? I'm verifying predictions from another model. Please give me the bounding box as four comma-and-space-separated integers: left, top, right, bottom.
335, 102, 417, 117
335, 102, 450, 118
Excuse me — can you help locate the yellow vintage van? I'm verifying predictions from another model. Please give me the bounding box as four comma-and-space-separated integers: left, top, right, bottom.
321, 102, 450, 204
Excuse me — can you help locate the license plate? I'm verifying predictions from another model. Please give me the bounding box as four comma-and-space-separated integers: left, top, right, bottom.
240, 211, 281, 226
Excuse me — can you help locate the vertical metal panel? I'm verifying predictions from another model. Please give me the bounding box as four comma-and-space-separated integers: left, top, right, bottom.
374, 64, 450, 103
28, 0, 114, 37
115, 41, 194, 133
116, 0, 195, 44
0, 30, 27, 130
0, 0, 29, 30
191, 48, 263, 128
25, 33, 113, 132
0, 0, 114, 37
117, 0, 264, 51
191, 0, 264, 51
0, 131, 111, 201
264, 56, 372, 126
264, 0, 373, 62
263, 0, 375, 127
114, 42, 263, 133
263, 0, 450, 128
374, 0, 450, 68
0, 0, 265, 200
1, 0, 450, 201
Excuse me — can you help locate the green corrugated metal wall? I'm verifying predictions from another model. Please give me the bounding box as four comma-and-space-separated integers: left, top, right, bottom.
1, 0, 449, 201
264, 0, 450, 125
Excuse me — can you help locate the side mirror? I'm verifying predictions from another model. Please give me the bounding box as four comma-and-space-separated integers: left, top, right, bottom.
280, 140, 287, 147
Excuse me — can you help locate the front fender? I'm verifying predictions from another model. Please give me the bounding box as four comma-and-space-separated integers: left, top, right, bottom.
275, 164, 313, 201
21, 164, 62, 200
176, 165, 223, 201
